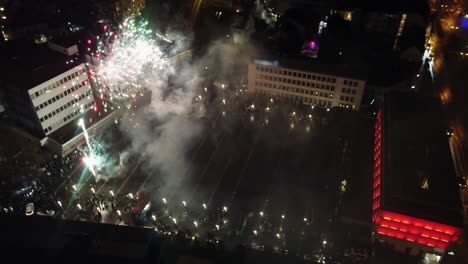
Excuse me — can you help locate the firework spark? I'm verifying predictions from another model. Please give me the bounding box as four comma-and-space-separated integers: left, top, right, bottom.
96, 18, 167, 104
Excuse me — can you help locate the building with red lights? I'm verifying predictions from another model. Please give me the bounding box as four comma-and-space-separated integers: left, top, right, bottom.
372, 92, 464, 256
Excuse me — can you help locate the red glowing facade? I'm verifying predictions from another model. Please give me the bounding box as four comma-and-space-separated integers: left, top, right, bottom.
372, 108, 462, 250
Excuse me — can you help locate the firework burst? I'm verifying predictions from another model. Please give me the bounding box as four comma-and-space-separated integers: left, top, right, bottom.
96, 18, 168, 104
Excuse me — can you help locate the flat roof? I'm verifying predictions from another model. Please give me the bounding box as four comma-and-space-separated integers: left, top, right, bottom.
0, 40, 83, 90
381, 92, 463, 227
48, 103, 115, 145
252, 55, 368, 81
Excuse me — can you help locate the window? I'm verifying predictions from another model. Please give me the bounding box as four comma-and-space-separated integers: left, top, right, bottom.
350, 97, 354, 102
340, 96, 344, 100
35, 91, 40, 97
352, 90, 356, 95
44, 101, 48, 107
48, 113, 52, 118
269, 68, 273, 73
40, 104, 44, 109
332, 78, 336, 83
35, 106, 40, 111
60, 93, 64, 98
60, 79, 64, 85
307, 74, 311, 79
293, 72, 297, 77
48, 99, 52, 104
279, 70, 283, 75
312, 75, 316, 80
327, 77, 331, 82
39, 90, 44, 95
44, 128, 48, 133
331, 86, 335, 91
52, 110, 56, 115
60, 106, 64, 111
344, 80, 348, 85
40, 117, 44, 122
342, 88, 346, 93
52, 97, 56, 103
353, 81, 358, 87
325, 86, 330, 90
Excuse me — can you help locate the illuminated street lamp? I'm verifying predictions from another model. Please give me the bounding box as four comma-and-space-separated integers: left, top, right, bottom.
259, 211, 264, 217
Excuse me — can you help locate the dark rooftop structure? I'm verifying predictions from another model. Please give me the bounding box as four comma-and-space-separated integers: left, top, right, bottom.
0, 40, 82, 91
0, 214, 309, 264
381, 92, 463, 227
329, 0, 429, 14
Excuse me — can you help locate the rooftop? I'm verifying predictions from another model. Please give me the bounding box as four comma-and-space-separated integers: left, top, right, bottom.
0, 40, 83, 90
253, 55, 368, 81
48, 102, 115, 145
381, 92, 463, 227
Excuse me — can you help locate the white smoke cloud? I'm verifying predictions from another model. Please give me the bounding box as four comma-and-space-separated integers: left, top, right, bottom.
97, 18, 256, 197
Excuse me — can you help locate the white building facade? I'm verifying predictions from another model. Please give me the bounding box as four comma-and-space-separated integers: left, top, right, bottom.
247, 62, 366, 110
28, 64, 94, 135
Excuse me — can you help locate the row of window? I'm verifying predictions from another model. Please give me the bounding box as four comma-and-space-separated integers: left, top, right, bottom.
256, 82, 333, 99
343, 79, 359, 87
30, 68, 86, 99
341, 87, 357, 95
63, 101, 94, 123
340, 95, 355, 102
257, 74, 336, 91
35, 80, 88, 111
257, 89, 332, 107
256, 66, 337, 83
255, 66, 361, 87
43, 101, 93, 134
39, 90, 92, 123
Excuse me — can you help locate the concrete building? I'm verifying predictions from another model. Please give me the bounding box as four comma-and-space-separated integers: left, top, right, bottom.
247, 59, 366, 110
0, 40, 94, 137
372, 92, 463, 257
